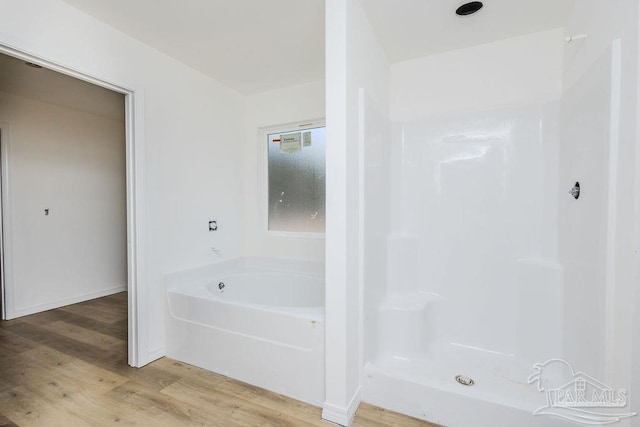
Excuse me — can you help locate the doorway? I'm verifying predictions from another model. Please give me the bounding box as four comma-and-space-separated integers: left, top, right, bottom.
0, 46, 143, 367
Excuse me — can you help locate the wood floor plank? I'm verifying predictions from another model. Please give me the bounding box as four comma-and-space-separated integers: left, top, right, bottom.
0, 327, 38, 357
0, 412, 19, 427
107, 361, 181, 392
161, 378, 323, 427
105, 318, 129, 340
7, 368, 131, 426
0, 292, 435, 426
0, 349, 78, 397
0, 348, 131, 425
225, 373, 321, 422
149, 358, 227, 387
76, 296, 128, 319
0, 385, 89, 427
106, 380, 236, 426
354, 403, 434, 427
18, 308, 126, 340
2, 320, 175, 392
59, 302, 124, 324
20, 347, 129, 394
1, 321, 122, 367
38, 320, 126, 352
0, 350, 46, 394
47, 389, 138, 426
101, 292, 127, 303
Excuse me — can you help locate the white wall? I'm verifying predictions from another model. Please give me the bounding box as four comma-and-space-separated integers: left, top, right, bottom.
0, 0, 245, 363
560, 0, 639, 414
391, 28, 565, 122
243, 80, 325, 262
0, 91, 126, 317
324, 0, 389, 424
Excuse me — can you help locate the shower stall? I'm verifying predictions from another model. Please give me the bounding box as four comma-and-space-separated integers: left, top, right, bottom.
336, 2, 638, 425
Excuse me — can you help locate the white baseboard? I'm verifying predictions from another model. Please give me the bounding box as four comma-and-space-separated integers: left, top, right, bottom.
146, 346, 165, 365
7, 284, 127, 319
322, 388, 362, 426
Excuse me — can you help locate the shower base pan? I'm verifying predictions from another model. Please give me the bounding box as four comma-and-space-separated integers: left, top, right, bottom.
362, 355, 583, 427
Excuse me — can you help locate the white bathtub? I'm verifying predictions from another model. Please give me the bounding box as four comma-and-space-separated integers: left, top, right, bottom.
165, 257, 325, 406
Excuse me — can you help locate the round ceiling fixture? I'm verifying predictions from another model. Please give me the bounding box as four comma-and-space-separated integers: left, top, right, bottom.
25, 62, 43, 69
456, 1, 484, 16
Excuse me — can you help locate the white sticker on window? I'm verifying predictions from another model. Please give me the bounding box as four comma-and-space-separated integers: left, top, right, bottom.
302, 131, 312, 147
280, 132, 301, 154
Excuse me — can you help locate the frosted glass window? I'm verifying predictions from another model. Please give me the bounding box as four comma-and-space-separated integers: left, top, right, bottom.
267, 126, 326, 233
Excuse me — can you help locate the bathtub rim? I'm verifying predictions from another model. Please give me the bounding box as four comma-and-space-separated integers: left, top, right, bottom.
165, 255, 326, 319
165, 255, 325, 289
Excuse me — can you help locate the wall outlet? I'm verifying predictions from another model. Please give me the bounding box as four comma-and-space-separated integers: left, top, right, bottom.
209, 220, 217, 231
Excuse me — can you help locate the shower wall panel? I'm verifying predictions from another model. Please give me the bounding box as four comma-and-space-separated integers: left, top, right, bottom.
360, 90, 391, 364
559, 44, 618, 381
387, 103, 561, 362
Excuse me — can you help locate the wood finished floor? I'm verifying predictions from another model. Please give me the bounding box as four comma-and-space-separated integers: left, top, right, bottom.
0, 293, 435, 426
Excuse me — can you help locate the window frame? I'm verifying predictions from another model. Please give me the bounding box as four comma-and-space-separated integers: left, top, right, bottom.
258, 119, 326, 239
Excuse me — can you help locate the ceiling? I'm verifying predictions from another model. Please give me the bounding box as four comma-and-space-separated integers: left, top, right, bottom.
57, 0, 576, 94
360, 0, 577, 62
0, 52, 125, 120
59, 0, 326, 95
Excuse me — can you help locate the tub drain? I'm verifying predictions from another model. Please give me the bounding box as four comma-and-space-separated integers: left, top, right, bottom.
455, 375, 474, 386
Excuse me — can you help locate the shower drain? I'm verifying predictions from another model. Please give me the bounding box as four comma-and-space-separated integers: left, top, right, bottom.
455, 375, 475, 386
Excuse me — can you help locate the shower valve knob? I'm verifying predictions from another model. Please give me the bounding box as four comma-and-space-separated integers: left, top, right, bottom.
569, 182, 580, 199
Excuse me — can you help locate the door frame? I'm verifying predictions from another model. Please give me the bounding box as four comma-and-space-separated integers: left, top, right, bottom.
0, 124, 6, 321
0, 43, 147, 367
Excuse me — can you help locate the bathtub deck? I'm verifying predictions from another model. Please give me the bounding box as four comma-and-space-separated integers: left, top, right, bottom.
0, 292, 435, 427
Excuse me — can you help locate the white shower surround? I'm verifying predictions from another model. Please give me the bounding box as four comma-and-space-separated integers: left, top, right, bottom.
356, 30, 626, 427
361, 103, 573, 426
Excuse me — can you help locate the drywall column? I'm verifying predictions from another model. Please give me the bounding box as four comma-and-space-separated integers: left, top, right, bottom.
324, 0, 389, 425
324, 0, 352, 423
